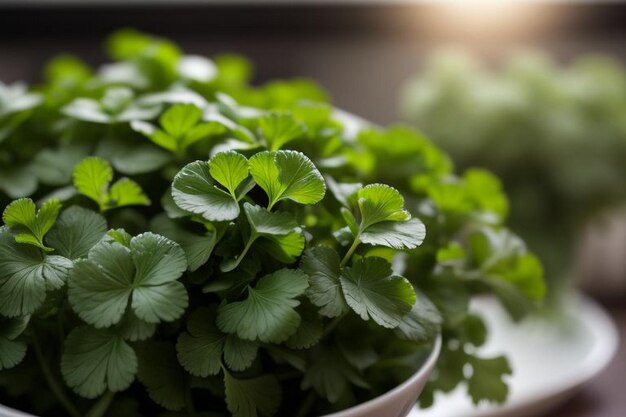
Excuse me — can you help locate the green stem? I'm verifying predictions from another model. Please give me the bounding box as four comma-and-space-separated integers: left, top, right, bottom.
340, 236, 361, 268
295, 391, 316, 417
85, 391, 115, 417
226, 234, 257, 272
321, 312, 347, 340
31, 333, 81, 417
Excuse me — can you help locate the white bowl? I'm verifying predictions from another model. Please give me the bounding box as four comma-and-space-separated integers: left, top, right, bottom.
0, 336, 440, 417
323, 335, 441, 417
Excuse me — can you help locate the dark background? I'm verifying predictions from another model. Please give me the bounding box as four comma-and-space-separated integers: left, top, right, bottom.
2, 2, 626, 124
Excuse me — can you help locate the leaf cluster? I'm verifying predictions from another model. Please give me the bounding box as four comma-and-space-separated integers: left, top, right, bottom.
401, 51, 626, 280
0, 30, 544, 417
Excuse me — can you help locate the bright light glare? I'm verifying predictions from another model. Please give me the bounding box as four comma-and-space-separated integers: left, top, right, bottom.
418, 1, 560, 39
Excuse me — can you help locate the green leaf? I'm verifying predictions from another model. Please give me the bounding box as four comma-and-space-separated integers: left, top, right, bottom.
33, 145, 89, 186
61, 326, 137, 398
0, 165, 38, 199
73, 157, 150, 212
221, 203, 304, 272
223, 335, 259, 373
216, 268, 309, 343
68, 232, 188, 327
248, 150, 326, 209
0, 315, 29, 370
301, 246, 348, 318
132, 104, 226, 154
96, 137, 171, 176
395, 290, 442, 342
116, 310, 156, 342
340, 257, 416, 328
177, 306, 225, 377
46, 206, 107, 260
209, 151, 250, 196
359, 218, 426, 250
161, 103, 202, 138
357, 184, 410, 228
2, 198, 62, 251
177, 306, 259, 377
285, 302, 323, 349
259, 112, 306, 150
150, 214, 221, 271
0, 228, 72, 317
72, 157, 112, 205
301, 345, 360, 404
108, 178, 151, 208
172, 160, 241, 222
137, 341, 186, 411
467, 355, 512, 405
224, 370, 281, 417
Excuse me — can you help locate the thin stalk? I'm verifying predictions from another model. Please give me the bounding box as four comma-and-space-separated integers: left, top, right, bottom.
321, 312, 347, 340
225, 234, 256, 272
85, 391, 115, 417
31, 333, 81, 417
340, 236, 360, 268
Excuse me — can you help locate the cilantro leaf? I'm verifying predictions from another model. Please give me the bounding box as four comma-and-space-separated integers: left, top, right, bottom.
95, 137, 171, 176
340, 257, 416, 328
248, 150, 326, 210
46, 206, 107, 260
137, 341, 186, 411
259, 112, 306, 150
172, 160, 246, 222
161, 103, 203, 138
301, 246, 349, 318
115, 310, 156, 342
301, 345, 363, 404
467, 355, 512, 404
0, 315, 29, 370
285, 302, 323, 350
0, 228, 72, 317
224, 370, 282, 417
2, 198, 62, 251
339, 183, 426, 253
357, 184, 410, 227
177, 306, 258, 377
73, 157, 113, 205
395, 290, 442, 342
68, 232, 188, 327
359, 218, 426, 250
131, 103, 226, 154
177, 306, 225, 377
73, 157, 150, 212
221, 203, 304, 272
61, 326, 137, 398
209, 151, 251, 196
216, 268, 309, 343
62, 87, 161, 124
150, 214, 223, 271
223, 335, 259, 372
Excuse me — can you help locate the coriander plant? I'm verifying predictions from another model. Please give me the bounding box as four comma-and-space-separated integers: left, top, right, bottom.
0, 30, 544, 417
401, 51, 626, 285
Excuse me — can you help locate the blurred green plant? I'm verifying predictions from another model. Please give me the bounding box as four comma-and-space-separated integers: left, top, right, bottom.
0, 31, 544, 417
401, 51, 626, 287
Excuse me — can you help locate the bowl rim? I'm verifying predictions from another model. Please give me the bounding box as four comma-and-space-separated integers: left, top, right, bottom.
321, 334, 442, 417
